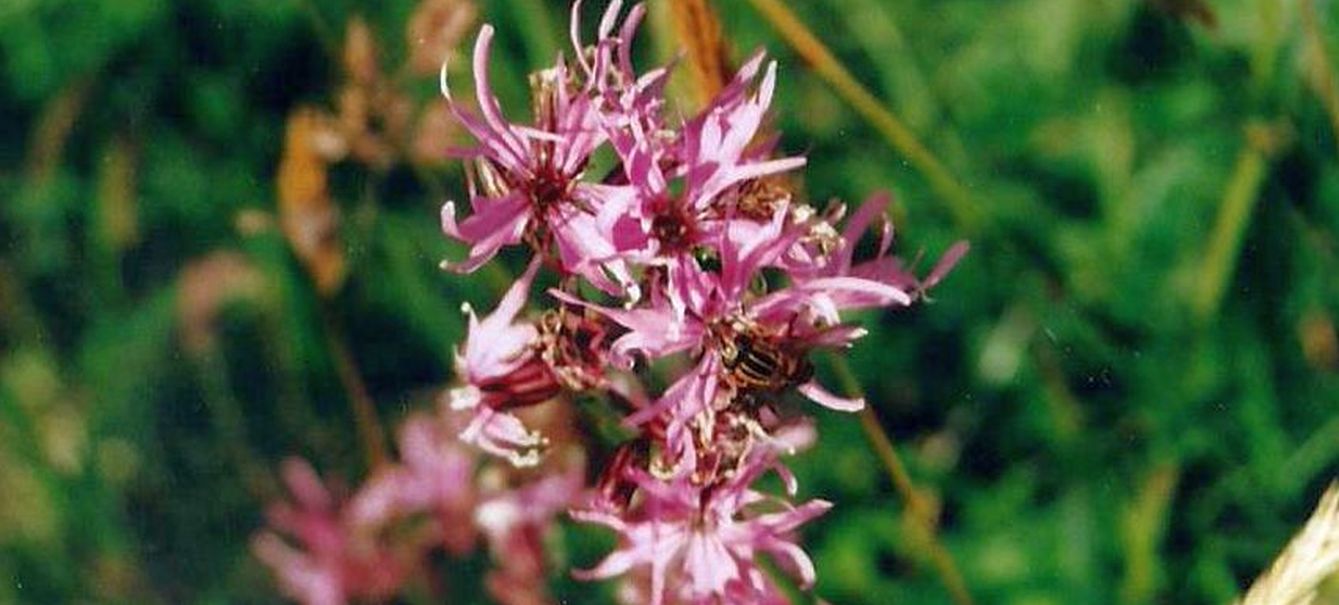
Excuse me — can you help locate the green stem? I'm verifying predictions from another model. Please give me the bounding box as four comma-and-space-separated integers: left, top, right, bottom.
744, 0, 979, 233
319, 304, 390, 470
1192, 125, 1280, 323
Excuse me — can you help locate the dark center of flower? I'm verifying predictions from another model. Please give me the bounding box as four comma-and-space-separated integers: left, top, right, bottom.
527, 163, 570, 211
476, 354, 562, 410
650, 197, 697, 254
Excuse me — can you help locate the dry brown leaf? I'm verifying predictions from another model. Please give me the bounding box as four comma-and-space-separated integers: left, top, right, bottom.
1149, 0, 1218, 29
411, 98, 459, 167
278, 108, 346, 295
1299, 311, 1339, 372
344, 16, 380, 87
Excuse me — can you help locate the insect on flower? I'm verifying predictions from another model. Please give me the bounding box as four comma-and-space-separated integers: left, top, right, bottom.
711, 318, 814, 395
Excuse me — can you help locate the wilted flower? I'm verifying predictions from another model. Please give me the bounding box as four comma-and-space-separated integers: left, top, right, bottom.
445, 259, 557, 466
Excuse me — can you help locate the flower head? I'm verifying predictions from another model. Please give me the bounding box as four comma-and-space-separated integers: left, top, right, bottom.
574, 454, 829, 605
439, 12, 649, 296
252, 459, 412, 605
347, 413, 479, 554
446, 258, 558, 466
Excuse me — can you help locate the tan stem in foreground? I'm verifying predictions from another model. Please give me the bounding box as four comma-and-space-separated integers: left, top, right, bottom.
830, 355, 976, 605
1236, 482, 1339, 605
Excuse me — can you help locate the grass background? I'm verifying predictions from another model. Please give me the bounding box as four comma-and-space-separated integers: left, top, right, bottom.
1, 0, 1338, 603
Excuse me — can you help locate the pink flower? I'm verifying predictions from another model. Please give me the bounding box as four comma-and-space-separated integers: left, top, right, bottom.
597, 53, 806, 278
439, 18, 635, 295
477, 459, 587, 605
573, 461, 829, 605
347, 412, 479, 555
446, 259, 559, 466
251, 459, 411, 605
256, 4, 973, 603
555, 205, 910, 430
447, 258, 613, 466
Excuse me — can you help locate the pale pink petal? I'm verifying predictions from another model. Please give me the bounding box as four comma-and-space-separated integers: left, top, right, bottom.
922, 240, 970, 291
797, 380, 864, 412
684, 533, 738, 596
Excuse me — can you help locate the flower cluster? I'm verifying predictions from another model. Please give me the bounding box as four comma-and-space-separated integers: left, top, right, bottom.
252, 409, 584, 605
254, 1, 964, 603
434, 2, 966, 602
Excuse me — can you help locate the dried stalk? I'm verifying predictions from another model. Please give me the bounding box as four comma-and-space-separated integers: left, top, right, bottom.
670, 0, 731, 102
1236, 483, 1339, 605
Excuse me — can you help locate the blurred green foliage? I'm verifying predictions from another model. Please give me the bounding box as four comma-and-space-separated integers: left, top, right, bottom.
1, 0, 1337, 603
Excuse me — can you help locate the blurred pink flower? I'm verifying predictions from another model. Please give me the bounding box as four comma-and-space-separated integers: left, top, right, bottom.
477, 459, 587, 605
347, 412, 479, 555
252, 459, 411, 605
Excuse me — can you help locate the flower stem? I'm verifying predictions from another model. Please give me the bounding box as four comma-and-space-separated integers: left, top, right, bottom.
829, 354, 976, 605
1192, 123, 1285, 323
321, 305, 390, 469
744, 0, 979, 233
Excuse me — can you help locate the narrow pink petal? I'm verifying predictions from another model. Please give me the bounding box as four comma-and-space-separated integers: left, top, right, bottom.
763, 539, 818, 589
838, 192, 892, 271
448, 106, 530, 171
684, 533, 738, 596
280, 458, 331, 511
797, 380, 864, 412
440, 193, 531, 274
922, 240, 970, 291
471, 26, 517, 144
598, 0, 625, 39
618, 3, 648, 76
480, 256, 541, 333
623, 364, 697, 427
569, 0, 590, 75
